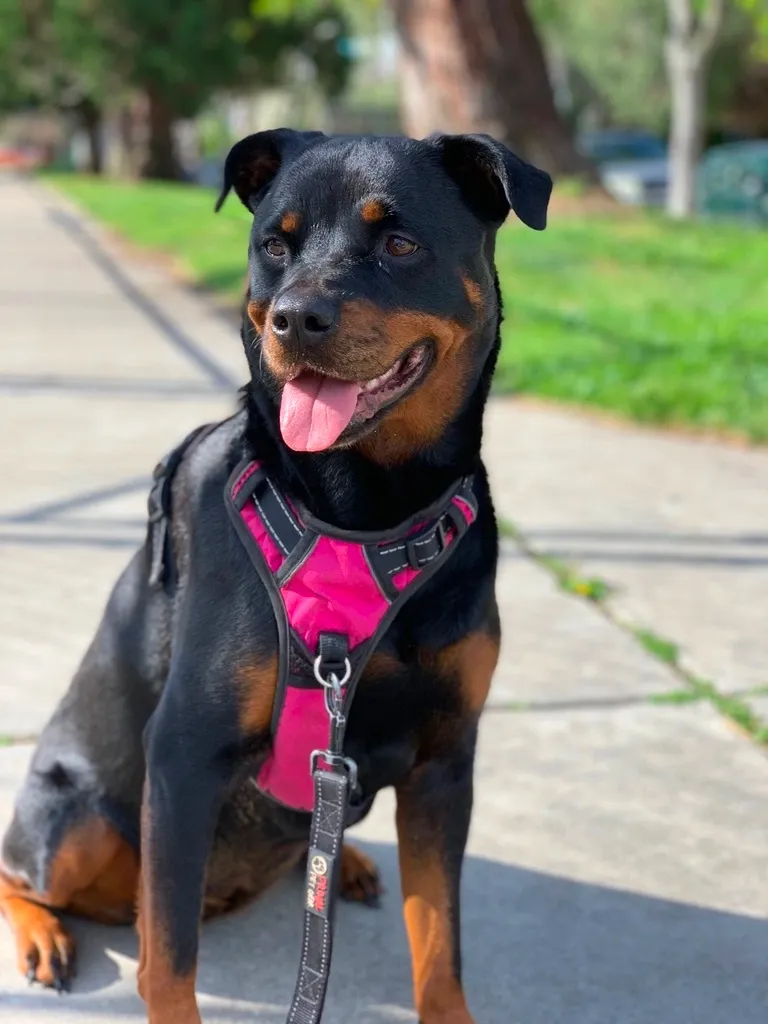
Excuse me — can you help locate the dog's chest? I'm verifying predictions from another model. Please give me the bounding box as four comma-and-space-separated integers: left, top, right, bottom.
341, 652, 457, 798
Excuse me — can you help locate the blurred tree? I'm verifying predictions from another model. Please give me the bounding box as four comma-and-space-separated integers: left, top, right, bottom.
2, 0, 351, 179
532, 0, 670, 132
0, 0, 114, 172
530, 0, 755, 137
664, 0, 726, 217
89, 0, 350, 179
390, 0, 594, 179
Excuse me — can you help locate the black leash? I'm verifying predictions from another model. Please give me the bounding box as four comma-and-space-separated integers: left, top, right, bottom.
286, 642, 356, 1024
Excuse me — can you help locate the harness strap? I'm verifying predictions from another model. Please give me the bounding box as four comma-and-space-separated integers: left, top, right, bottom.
372, 501, 469, 580
251, 470, 303, 558
147, 421, 219, 590
286, 768, 349, 1024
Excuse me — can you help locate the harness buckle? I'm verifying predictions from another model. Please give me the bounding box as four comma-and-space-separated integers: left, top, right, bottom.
406, 514, 451, 571
436, 515, 449, 551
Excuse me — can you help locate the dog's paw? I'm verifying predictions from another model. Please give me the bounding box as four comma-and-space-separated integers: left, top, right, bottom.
339, 843, 383, 908
10, 899, 76, 992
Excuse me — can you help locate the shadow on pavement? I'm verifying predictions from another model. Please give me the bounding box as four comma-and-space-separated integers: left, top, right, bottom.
3, 840, 766, 1023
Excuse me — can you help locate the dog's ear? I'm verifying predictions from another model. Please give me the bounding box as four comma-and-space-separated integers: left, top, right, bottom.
215, 129, 325, 213
428, 133, 552, 230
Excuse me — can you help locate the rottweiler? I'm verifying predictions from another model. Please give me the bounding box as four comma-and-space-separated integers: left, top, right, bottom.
0, 128, 551, 1023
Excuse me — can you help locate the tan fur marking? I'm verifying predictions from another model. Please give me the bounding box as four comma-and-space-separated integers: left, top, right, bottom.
0, 878, 76, 986
396, 820, 474, 1023
434, 631, 499, 714
236, 656, 279, 736
44, 818, 136, 913
280, 211, 300, 233
461, 274, 483, 309
364, 650, 403, 681
361, 198, 387, 223
247, 298, 268, 333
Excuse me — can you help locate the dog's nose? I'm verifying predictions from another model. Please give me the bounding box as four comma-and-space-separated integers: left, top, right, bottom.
270, 292, 337, 349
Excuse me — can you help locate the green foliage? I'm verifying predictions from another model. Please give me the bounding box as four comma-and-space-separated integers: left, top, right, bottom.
632, 628, 679, 665
649, 689, 702, 704
538, 555, 611, 602
1, 0, 351, 122
494, 211, 768, 442
734, 0, 768, 55
531, 0, 755, 133
56, 0, 351, 119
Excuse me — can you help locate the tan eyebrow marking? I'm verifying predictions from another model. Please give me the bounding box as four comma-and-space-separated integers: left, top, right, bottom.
360, 199, 387, 223
280, 211, 300, 233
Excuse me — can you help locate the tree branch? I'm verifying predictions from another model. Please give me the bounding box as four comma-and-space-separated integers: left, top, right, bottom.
694, 0, 727, 59
666, 0, 695, 39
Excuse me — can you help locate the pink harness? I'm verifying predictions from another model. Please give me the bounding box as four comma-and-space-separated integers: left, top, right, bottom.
225, 458, 477, 812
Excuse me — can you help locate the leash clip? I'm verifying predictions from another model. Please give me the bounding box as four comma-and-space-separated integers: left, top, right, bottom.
310, 749, 358, 791
311, 652, 357, 785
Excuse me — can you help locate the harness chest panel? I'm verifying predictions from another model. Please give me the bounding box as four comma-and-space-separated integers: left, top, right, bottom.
225, 459, 477, 812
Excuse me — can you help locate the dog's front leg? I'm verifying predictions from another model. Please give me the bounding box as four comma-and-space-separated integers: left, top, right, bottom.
137, 683, 237, 1024
396, 728, 478, 1024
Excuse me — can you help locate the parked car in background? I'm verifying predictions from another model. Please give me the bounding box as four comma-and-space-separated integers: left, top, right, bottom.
697, 141, 768, 225
578, 129, 669, 206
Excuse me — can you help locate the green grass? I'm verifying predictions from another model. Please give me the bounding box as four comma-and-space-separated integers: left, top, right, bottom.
648, 688, 703, 705
538, 554, 611, 603
495, 213, 768, 442
632, 628, 680, 666
47, 173, 768, 440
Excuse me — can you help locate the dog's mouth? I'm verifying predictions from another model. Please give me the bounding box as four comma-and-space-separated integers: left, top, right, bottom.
279, 342, 432, 452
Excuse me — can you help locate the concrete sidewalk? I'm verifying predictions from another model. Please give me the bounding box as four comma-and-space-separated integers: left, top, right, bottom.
1, 173, 767, 1023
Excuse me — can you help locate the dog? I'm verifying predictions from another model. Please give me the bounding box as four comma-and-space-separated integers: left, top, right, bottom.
0, 128, 551, 1023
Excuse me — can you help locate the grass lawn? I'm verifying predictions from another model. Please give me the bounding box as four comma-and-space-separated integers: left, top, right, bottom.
47, 173, 768, 441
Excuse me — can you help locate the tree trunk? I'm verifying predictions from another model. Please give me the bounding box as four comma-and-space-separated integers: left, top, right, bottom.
142, 85, 183, 181
665, 46, 706, 218
80, 99, 103, 175
664, 0, 725, 219
391, 0, 594, 179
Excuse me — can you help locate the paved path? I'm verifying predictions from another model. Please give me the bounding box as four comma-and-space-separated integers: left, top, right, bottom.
1, 174, 767, 1023
485, 402, 768, 709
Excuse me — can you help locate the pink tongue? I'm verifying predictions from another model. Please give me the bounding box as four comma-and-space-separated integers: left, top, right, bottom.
279, 373, 361, 452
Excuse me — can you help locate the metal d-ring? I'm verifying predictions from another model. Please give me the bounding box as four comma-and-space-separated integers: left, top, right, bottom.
313, 655, 351, 690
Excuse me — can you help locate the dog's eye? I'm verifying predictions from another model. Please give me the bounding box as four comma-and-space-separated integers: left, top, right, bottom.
264, 238, 287, 258
385, 235, 418, 258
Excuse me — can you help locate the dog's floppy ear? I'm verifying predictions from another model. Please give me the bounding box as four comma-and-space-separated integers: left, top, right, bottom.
428, 133, 552, 230
215, 128, 325, 213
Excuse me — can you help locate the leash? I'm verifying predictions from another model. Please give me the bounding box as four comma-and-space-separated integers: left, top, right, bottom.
286, 640, 355, 1024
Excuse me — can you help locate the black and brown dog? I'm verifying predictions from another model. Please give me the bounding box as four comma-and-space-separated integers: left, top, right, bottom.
0, 128, 551, 1023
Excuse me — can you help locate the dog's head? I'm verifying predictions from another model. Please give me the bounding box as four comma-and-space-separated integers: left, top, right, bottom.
218, 129, 551, 462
